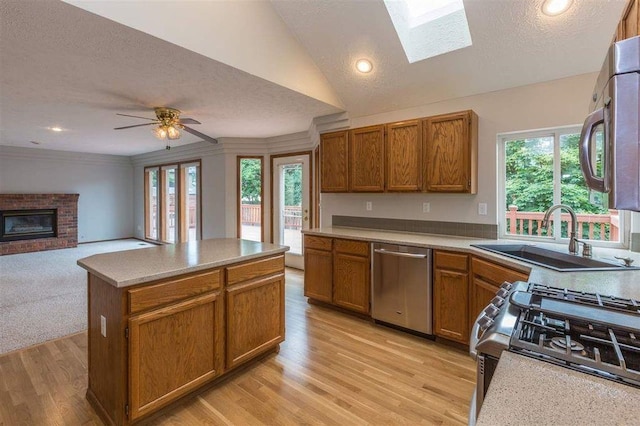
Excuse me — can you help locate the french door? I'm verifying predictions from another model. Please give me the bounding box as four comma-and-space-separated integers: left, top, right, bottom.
272, 153, 310, 269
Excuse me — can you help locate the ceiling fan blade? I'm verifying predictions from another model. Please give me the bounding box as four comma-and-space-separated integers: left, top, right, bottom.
116, 113, 158, 121
178, 118, 200, 125
114, 123, 158, 130
182, 126, 218, 144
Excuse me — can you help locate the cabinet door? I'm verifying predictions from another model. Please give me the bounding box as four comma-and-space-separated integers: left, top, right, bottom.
304, 248, 333, 302
226, 274, 285, 369
128, 292, 223, 421
423, 111, 477, 193
617, 0, 639, 40
433, 268, 469, 344
470, 277, 500, 323
349, 125, 385, 192
386, 120, 422, 191
333, 252, 370, 313
320, 131, 349, 192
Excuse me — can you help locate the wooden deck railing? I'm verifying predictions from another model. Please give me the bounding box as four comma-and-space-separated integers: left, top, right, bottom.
241, 204, 302, 229
506, 206, 619, 241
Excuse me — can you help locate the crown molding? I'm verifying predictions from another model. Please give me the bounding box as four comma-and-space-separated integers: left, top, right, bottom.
0, 145, 132, 167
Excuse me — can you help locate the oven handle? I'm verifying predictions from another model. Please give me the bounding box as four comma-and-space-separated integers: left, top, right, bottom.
469, 311, 485, 361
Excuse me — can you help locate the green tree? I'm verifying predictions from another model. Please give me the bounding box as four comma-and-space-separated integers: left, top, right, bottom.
240, 159, 262, 204
283, 165, 302, 206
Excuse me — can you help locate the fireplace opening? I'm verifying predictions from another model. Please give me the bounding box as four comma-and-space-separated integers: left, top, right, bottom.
0, 209, 57, 242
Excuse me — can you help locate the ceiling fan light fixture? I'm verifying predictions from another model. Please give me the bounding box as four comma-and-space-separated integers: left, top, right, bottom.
166, 125, 180, 140
153, 126, 168, 140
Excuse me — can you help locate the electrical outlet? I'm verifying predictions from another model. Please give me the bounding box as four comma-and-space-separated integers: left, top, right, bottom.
422, 202, 430, 213
366, 201, 372, 211
478, 203, 488, 215
100, 315, 107, 337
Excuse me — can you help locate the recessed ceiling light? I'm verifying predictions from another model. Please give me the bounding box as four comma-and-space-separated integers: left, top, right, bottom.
355, 59, 373, 73
49, 127, 63, 132
541, 0, 573, 16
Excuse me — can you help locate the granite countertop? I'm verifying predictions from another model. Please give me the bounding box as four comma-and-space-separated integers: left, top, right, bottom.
77, 238, 289, 288
476, 351, 640, 425
303, 227, 640, 300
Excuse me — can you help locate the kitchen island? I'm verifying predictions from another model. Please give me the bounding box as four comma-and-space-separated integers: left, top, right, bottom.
77, 238, 288, 426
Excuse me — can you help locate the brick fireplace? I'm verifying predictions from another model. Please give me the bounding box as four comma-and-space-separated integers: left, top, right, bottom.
0, 194, 79, 255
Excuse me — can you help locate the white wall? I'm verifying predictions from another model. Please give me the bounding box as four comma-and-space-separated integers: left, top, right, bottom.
0, 146, 133, 242
321, 73, 598, 227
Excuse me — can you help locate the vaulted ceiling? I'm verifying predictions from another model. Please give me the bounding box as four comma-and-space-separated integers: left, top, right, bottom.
0, 0, 628, 155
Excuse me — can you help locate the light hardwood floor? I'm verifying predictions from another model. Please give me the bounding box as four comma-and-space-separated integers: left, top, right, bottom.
0, 269, 475, 425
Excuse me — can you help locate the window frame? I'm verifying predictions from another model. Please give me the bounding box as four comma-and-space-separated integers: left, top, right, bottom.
144, 159, 201, 244
236, 155, 264, 242
497, 125, 628, 248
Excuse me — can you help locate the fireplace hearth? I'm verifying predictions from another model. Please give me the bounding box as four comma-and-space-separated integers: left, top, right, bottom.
1, 209, 57, 242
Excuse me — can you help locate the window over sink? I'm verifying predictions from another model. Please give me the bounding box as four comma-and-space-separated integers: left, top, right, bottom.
498, 126, 627, 247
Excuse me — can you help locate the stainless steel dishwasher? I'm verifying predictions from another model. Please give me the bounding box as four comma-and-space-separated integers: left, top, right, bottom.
372, 243, 433, 334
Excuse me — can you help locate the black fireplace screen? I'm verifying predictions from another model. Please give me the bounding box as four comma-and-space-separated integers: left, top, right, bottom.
0, 209, 57, 242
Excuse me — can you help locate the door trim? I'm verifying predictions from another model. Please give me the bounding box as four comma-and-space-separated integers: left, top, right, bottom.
269, 151, 313, 244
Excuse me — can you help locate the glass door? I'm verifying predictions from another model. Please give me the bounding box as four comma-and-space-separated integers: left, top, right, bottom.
272, 154, 310, 269
179, 162, 200, 242
161, 165, 178, 243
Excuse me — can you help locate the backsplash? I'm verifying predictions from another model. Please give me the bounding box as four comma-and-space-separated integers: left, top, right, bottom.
332, 215, 498, 239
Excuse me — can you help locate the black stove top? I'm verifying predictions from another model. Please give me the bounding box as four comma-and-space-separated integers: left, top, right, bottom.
508, 283, 640, 388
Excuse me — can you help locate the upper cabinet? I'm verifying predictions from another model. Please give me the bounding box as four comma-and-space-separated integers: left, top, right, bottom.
319, 109, 478, 194
385, 120, 422, 191
423, 110, 478, 194
349, 125, 385, 192
617, 0, 639, 40
320, 130, 349, 192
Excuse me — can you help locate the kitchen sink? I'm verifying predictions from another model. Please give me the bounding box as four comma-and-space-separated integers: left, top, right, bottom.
471, 244, 639, 272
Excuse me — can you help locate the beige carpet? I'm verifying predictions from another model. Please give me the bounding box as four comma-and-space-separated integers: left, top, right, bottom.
0, 239, 155, 354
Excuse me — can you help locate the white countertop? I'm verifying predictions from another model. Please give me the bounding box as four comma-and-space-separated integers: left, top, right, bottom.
77, 238, 289, 288
303, 227, 640, 300
476, 351, 640, 426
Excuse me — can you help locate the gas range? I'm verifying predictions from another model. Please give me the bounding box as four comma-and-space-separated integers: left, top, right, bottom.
470, 281, 640, 420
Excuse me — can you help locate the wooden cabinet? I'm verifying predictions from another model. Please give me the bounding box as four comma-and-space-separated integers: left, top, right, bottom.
385, 120, 422, 191
349, 125, 385, 192
320, 130, 349, 192
303, 235, 333, 302
617, 0, 639, 40
333, 239, 370, 313
470, 257, 529, 324
423, 110, 478, 193
433, 251, 469, 344
226, 274, 285, 369
128, 292, 223, 421
303, 235, 371, 314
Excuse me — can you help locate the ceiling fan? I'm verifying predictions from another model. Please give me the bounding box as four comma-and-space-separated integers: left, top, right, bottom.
114, 107, 218, 149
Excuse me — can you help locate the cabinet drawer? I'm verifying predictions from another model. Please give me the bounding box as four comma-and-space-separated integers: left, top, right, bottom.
471, 257, 529, 285
334, 239, 369, 256
227, 255, 285, 286
434, 251, 468, 271
304, 235, 332, 251
128, 269, 221, 314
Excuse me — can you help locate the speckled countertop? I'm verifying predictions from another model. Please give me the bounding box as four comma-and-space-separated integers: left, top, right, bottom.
476, 351, 640, 425
303, 227, 640, 300
77, 238, 288, 288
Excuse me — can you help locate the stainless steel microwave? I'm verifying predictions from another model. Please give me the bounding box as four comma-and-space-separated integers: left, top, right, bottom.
580, 35, 640, 212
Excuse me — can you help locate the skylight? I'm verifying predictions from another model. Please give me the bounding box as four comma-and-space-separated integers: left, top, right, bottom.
384, 0, 472, 63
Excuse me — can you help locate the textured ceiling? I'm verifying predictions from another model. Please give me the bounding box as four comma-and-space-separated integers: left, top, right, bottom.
271, 0, 627, 117
0, 0, 629, 156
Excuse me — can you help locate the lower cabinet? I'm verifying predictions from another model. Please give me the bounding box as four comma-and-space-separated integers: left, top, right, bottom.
128, 292, 223, 421
433, 250, 470, 344
303, 235, 371, 315
226, 274, 285, 369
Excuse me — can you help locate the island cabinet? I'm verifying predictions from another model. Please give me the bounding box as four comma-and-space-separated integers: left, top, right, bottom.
433, 250, 470, 344
422, 110, 478, 193
320, 130, 349, 192
85, 251, 285, 426
303, 235, 371, 315
349, 125, 385, 192
470, 256, 529, 325
385, 120, 422, 191
617, 0, 639, 40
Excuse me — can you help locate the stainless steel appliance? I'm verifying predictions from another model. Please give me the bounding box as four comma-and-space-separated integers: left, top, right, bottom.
580, 35, 640, 211
372, 243, 432, 334
469, 281, 640, 425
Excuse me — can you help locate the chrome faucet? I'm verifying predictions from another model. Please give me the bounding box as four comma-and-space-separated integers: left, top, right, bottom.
541, 204, 579, 255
